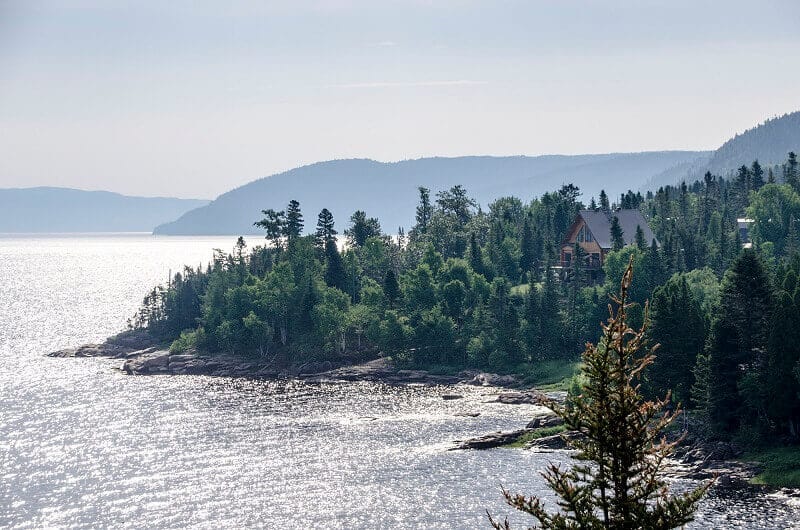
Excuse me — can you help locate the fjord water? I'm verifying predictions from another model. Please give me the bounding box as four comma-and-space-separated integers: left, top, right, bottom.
1, 235, 797, 529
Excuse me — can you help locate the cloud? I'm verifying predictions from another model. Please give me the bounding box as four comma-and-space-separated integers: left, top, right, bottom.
327, 80, 487, 89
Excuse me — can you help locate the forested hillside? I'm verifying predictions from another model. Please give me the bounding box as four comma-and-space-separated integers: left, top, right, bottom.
644, 111, 800, 189
133, 151, 800, 447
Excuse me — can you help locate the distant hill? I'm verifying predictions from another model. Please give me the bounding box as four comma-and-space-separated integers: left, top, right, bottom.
643, 111, 800, 190
154, 152, 706, 236
0, 187, 209, 233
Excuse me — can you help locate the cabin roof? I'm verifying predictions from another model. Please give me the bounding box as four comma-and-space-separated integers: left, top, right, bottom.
570, 209, 658, 249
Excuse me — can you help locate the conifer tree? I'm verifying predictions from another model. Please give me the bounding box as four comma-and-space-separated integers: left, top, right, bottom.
647, 276, 705, 406
285, 200, 304, 242
323, 239, 346, 291
489, 258, 710, 529
751, 160, 765, 190
634, 224, 646, 250
765, 291, 800, 437
610, 216, 625, 251
315, 208, 337, 249
703, 250, 773, 436
520, 216, 535, 275
383, 269, 400, 307
599, 189, 610, 211
415, 186, 433, 234
784, 152, 799, 191
254, 208, 286, 250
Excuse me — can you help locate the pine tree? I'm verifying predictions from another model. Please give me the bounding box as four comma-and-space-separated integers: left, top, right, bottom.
520, 216, 535, 276
784, 152, 799, 191
489, 258, 710, 529
323, 239, 346, 291
285, 200, 304, 242
254, 208, 286, 250
751, 160, 765, 190
704, 250, 773, 436
634, 224, 646, 250
523, 280, 542, 360
415, 186, 433, 234
646, 276, 705, 406
315, 208, 337, 249
610, 216, 625, 251
469, 232, 485, 277
599, 189, 610, 211
765, 291, 800, 438
383, 269, 400, 307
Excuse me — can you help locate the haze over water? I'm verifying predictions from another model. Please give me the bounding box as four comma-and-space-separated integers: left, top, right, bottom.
1, 234, 797, 528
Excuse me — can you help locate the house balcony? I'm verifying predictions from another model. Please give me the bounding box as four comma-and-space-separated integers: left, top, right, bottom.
561, 256, 603, 270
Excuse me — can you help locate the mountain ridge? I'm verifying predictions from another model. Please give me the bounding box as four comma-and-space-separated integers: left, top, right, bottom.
0, 187, 209, 233
154, 151, 707, 236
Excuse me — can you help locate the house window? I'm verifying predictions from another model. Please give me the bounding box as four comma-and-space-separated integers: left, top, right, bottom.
585, 229, 593, 243
577, 227, 585, 243
564, 252, 572, 266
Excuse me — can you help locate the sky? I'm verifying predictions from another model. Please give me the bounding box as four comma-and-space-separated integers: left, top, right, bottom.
1, 1, 799, 199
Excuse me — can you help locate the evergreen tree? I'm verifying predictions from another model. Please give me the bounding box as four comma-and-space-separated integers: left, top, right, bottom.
634, 224, 646, 250
323, 239, 347, 291
610, 216, 625, 251
765, 291, 800, 438
469, 232, 485, 277
751, 160, 765, 190
315, 208, 337, 249
254, 208, 286, 250
345, 210, 382, 247
285, 200, 304, 242
489, 259, 710, 529
383, 269, 400, 307
519, 216, 535, 276
646, 276, 706, 406
784, 151, 799, 191
703, 250, 773, 436
589, 196, 597, 210
415, 186, 433, 234
599, 189, 610, 211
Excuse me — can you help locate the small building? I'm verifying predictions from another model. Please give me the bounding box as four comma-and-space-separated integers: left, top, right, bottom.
737, 218, 753, 247
560, 209, 658, 281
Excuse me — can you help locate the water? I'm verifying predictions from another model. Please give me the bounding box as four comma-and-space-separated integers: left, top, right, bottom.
1, 234, 797, 529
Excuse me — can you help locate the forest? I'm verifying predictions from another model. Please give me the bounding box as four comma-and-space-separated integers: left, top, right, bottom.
132, 152, 800, 447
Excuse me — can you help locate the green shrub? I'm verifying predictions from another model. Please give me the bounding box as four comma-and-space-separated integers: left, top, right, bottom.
170, 329, 199, 354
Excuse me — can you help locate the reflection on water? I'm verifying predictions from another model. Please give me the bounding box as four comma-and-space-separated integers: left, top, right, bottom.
0, 235, 797, 529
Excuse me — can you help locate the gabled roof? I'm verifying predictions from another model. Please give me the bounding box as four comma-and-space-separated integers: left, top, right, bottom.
573, 209, 658, 249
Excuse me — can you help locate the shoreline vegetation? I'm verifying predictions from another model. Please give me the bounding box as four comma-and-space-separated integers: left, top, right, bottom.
51, 153, 800, 492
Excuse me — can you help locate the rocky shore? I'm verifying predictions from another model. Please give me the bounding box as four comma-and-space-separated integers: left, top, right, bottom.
451, 408, 779, 490
48, 330, 529, 388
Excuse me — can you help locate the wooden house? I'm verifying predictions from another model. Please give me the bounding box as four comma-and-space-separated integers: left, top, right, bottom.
560, 209, 657, 281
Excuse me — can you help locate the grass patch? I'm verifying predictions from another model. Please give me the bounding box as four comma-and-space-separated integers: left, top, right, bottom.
506, 425, 568, 448
744, 446, 800, 488
518, 360, 583, 391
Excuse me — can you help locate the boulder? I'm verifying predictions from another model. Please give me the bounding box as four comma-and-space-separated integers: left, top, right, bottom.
525, 431, 580, 451
526, 413, 564, 429
452, 429, 529, 450
466, 372, 518, 387
490, 390, 547, 405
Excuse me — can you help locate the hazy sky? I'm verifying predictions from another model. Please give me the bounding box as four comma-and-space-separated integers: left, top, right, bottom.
1, 1, 799, 199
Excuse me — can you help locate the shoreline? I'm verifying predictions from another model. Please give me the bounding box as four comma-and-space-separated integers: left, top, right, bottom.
47, 329, 531, 389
